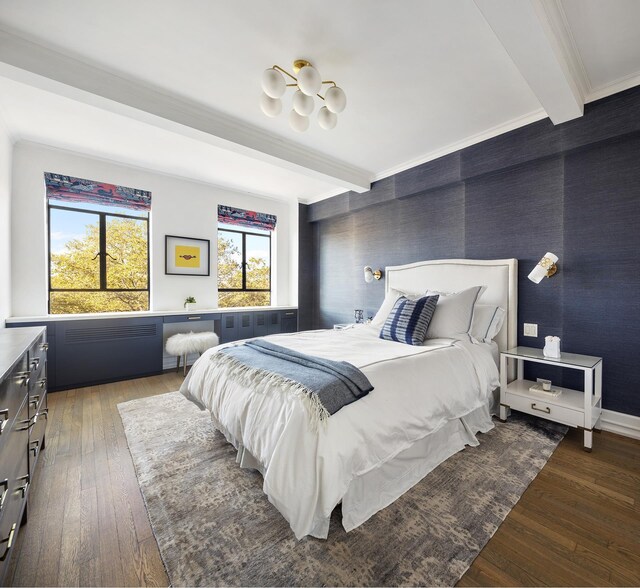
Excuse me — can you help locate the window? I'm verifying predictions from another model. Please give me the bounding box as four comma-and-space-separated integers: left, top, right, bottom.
217, 205, 276, 308
46, 173, 150, 314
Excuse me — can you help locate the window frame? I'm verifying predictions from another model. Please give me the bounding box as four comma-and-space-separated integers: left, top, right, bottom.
217, 226, 272, 300
47, 202, 150, 312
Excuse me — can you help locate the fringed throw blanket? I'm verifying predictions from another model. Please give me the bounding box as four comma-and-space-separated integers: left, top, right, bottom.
213, 339, 374, 427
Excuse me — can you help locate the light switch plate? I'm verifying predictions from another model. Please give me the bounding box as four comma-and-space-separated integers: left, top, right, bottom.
524, 323, 538, 337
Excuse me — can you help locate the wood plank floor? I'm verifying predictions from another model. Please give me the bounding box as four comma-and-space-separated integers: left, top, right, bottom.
5, 373, 640, 587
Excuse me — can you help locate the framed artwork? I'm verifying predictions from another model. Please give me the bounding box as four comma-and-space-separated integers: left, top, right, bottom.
165, 235, 210, 276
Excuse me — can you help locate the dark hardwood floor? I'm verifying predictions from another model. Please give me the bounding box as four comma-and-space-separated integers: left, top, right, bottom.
5, 373, 640, 587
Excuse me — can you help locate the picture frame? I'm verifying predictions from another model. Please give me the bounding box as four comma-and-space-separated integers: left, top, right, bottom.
165, 235, 210, 276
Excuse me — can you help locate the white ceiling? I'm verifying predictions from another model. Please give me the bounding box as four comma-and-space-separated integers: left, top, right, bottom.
0, 0, 638, 204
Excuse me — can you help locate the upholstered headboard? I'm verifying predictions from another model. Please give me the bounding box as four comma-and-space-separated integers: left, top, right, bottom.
385, 258, 518, 352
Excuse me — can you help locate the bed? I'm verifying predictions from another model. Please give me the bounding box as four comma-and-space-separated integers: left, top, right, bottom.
181, 258, 518, 539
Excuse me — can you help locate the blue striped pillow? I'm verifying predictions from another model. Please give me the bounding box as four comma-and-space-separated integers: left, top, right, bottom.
379, 295, 440, 345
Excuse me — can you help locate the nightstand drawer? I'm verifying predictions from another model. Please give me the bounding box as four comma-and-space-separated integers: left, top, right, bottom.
505, 391, 584, 428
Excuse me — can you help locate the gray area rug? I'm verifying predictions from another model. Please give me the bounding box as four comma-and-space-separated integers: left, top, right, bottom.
118, 391, 566, 587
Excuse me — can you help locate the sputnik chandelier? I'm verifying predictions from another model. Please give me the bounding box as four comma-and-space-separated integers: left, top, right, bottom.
260, 60, 347, 132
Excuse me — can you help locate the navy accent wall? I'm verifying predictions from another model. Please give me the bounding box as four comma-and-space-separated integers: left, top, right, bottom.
299, 86, 640, 417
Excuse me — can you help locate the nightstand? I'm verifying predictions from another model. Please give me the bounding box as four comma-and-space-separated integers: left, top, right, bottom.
499, 346, 602, 451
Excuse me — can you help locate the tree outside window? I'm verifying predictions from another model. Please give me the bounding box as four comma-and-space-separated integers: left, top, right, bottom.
218, 224, 271, 307
48, 203, 149, 314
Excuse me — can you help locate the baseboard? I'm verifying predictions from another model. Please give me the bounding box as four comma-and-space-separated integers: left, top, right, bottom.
600, 409, 640, 440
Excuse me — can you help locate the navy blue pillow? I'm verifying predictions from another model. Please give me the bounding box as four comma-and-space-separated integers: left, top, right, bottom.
379, 295, 440, 345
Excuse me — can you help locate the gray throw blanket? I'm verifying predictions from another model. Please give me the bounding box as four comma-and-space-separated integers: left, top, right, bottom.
212, 339, 373, 428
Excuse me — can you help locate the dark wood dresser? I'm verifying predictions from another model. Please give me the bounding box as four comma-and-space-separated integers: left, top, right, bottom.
0, 327, 48, 583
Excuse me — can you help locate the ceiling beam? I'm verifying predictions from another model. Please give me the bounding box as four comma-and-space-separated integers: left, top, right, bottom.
0, 29, 371, 193
473, 0, 584, 125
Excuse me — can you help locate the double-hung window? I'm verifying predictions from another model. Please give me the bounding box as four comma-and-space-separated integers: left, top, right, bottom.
46, 173, 151, 314
217, 205, 276, 308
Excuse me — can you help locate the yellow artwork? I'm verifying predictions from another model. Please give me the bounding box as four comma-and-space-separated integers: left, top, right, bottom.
175, 245, 200, 268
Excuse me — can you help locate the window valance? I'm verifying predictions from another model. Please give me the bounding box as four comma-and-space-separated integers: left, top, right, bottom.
45, 172, 152, 211
218, 204, 277, 232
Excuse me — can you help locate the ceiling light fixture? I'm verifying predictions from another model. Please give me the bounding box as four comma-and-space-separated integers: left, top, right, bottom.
260, 60, 347, 132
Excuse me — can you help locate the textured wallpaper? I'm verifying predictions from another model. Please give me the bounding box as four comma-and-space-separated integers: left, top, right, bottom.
301, 87, 640, 417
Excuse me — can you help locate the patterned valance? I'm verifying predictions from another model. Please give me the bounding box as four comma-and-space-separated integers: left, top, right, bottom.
45, 172, 151, 211
218, 205, 277, 232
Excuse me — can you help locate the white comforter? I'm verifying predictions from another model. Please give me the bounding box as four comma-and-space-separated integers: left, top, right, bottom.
181, 325, 499, 539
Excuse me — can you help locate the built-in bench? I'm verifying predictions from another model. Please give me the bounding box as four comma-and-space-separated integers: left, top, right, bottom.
5, 307, 297, 391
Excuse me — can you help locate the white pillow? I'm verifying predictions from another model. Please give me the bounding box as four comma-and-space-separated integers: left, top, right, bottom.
471, 304, 506, 342
371, 287, 424, 328
424, 286, 485, 339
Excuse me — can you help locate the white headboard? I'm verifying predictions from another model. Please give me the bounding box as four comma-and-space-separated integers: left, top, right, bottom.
385, 258, 518, 352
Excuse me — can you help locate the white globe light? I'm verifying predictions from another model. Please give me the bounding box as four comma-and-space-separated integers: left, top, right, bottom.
261, 68, 286, 98
297, 65, 321, 96
318, 106, 337, 130
260, 93, 282, 117
289, 110, 309, 132
292, 90, 314, 116
324, 86, 346, 113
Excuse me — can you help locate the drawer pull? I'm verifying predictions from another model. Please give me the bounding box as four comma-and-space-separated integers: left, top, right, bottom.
30, 357, 40, 371
284, 312, 295, 316
40, 342, 49, 351
0, 479, 8, 512
38, 378, 47, 389
531, 403, 551, 414
0, 523, 16, 561
187, 316, 202, 320
29, 395, 40, 409
30, 440, 39, 458
15, 475, 29, 498
16, 371, 30, 388
0, 409, 8, 435
15, 418, 35, 432
38, 408, 49, 420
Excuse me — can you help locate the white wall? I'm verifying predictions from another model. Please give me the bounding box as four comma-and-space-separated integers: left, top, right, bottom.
0, 118, 12, 327
11, 141, 297, 316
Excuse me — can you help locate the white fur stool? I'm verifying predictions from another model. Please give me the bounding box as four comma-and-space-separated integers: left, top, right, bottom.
166, 331, 219, 376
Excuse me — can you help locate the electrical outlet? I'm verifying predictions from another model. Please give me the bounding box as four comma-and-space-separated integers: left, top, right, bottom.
523, 323, 538, 337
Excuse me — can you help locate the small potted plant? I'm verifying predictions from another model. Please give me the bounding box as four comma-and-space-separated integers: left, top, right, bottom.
184, 296, 196, 311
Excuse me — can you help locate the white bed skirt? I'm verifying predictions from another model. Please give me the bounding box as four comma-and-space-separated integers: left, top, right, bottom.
214, 389, 498, 536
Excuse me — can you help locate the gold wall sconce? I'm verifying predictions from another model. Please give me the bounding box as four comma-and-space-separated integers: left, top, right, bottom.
528, 252, 558, 284
364, 266, 383, 283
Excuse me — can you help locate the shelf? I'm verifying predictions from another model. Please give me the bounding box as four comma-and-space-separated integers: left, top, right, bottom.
505, 379, 592, 412
503, 346, 602, 369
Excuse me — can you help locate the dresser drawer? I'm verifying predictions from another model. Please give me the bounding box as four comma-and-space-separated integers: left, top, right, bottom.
505, 391, 584, 428
29, 392, 47, 475
0, 362, 30, 452
27, 333, 46, 377
0, 400, 29, 577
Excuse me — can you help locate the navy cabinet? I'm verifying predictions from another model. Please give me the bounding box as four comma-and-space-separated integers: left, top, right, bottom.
220, 313, 238, 343
55, 317, 163, 389
253, 312, 269, 337
0, 327, 48, 582
7, 308, 296, 391
237, 312, 254, 339
281, 310, 298, 333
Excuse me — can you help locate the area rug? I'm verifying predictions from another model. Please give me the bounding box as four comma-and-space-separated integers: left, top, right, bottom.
118, 391, 566, 587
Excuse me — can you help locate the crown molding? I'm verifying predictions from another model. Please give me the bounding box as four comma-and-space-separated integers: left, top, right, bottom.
14, 139, 297, 205
371, 108, 547, 184
534, 1, 640, 105
586, 72, 640, 103
0, 28, 371, 193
